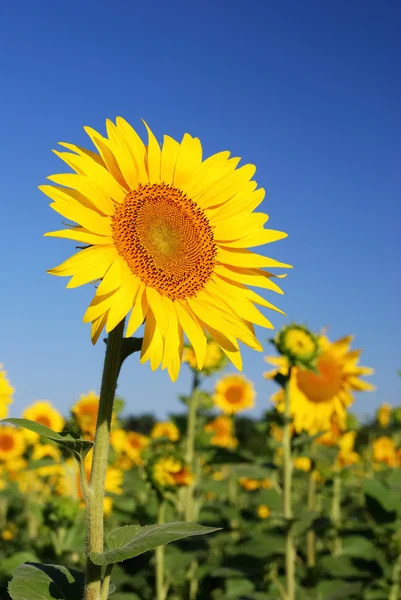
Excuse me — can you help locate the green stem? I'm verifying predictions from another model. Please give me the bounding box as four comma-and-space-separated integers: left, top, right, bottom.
331, 472, 342, 556
390, 552, 401, 600
99, 565, 113, 600
307, 469, 316, 568
84, 319, 125, 600
156, 500, 167, 600
184, 372, 200, 522
283, 370, 295, 600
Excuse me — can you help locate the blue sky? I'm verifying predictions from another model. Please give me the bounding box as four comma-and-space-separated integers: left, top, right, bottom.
1, 0, 400, 422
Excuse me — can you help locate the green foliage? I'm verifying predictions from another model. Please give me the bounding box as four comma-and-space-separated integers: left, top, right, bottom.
8, 563, 84, 600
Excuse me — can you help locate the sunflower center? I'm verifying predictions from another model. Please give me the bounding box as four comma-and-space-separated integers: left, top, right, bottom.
0, 434, 14, 451
112, 183, 217, 300
296, 352, 342, 403
225, 386, 244, 404
36, 415, 51, 427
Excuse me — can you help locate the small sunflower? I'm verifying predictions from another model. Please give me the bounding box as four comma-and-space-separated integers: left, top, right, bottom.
151, 421, 180, 442
22, 401, 65, 444
0, 426, 26, 462
204, 415, 238, 448
0, 364, 14, 419
214, 374, 255, 415
294, 457, 312, 472
149, 453, 194, 490
266, 335, 375, 435
239, 477, 260, 491
373, 436, 397, 468
274, 324, 319, 368
257, 504, 270, 519
43, 118, 291, 382
377, 403, 391, 428
124, 431, 149, 465
183, 339, 227, 375
72, 391, 99, 436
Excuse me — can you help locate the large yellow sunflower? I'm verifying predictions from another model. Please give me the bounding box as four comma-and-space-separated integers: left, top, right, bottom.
22, 401, 65, 444
0, 426, 26, 462
213, 374, 255, 414
42, 118, 290, 381
0, 364, 14, 419
265, 335, 375, 435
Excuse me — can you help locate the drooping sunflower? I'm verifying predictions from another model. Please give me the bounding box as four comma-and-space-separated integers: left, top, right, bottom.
266, 335, 375, 435
213, 374, 255, 414
22, 401, 65, 444
42, 118, 290, 381
0, 364, 14, 419
72, 391, 99, 436
151, 421, 180, 442
0, 426, 26, 462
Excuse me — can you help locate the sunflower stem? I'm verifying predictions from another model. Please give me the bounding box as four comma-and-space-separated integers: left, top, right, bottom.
331, 471, 342, 556
307, 469, 316, 568
84, 319, 125, 600
283, 369, 295, 600
184, 371, 200, 522
155, 499, 167, 600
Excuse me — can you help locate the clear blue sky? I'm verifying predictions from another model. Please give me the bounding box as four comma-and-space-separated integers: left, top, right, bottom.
1, 0, 400, 422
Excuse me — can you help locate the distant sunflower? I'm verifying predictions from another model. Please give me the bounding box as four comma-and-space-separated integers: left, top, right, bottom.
266, 335, 375, 435
151, 421, 180, 442
377, 403, 391, 428
373, 436, 396, 468
214, 374, 255, 414
43, 118, 290, 381
150, 454, 194, 490
72, 391, 99, 436
0, 365, 14, 419
0, 426, 26, 462
204, 415, 238, 449
22, 401, 65, 444
183, 339, 227, 374
124, 431, 149, 465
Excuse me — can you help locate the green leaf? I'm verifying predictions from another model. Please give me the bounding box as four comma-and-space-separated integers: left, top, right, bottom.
90, 522, 220, 566
1, 418, 93, 458
316, 579, 363, 599
1, 553, 38, 578
342, 536, 377, 560
8, 563, 84, 600
224, 577, 255, 598
364, 479, 399, 512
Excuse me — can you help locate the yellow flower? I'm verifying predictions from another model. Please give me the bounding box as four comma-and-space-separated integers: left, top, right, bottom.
124, 431, 149, 465
0, 364, 14, 419
294, 457, 312, 472
43, 118, 290, 382
72, 391, 99, 436
239, 477, 260, 491
151, 421, 180, 442
1, 526, 16, 541
266, 335, 375, 435
22, 401, 65, 444
214, 374, 255, 415
204, 416, 238, 448
152, 456, 194, 488
377, 403, 391, 428
31, 444, 64, 478
316, 418, 341, 446
110, 429, 128, 454
103, 496, 113, 516
373, 436, 397, 468
183, 340, 226, 373
0, 426, 26, 461
257, 504, 270, 519
275, 324, 319, 367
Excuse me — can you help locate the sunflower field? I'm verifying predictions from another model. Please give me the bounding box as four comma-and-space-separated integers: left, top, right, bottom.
0, 119, 399, 600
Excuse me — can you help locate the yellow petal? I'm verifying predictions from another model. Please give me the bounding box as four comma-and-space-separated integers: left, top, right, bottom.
220, 228, 288, 249
210, 187, 266, 222
48, 246, 116, 285
142, 121, 161, 184
125, 287, 147, 337
175, 301, 207, 369
91, 312, 108, 344
84, 290, 117, 323
146, 288, 169, 336
115, 117, 149, 184
174, 134, 202, 189
106, 272, 142, 333
106, 119, 139, 190
217, 247, 292, 270
161, 135, 180, 184
96, 256, 129, 296
82, 127, 127, 189
140, 310, 163, 370
213, 213, 269, 240
44, 227, 113, 246
45, 176, 115, 216
58, 142, 105, 168
183, 152, 238, 198
197, 164, 257, 210
348, 377, 376, 392
214, 264, 284, 294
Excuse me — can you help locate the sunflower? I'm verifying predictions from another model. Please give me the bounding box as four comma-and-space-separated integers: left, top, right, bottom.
151, 421, 180, 442
22, 401, 65, 444
266, 335, 375, 435
124, 431, 149, 464
274, 324, 319, 368
0, 364, 14, 419
31, 444, 64, 478
0, 426, 26, 462
373, 436, 397, 468
72, 391, 99, 436
239, 477, 260, 491
257, 504, 270, 519
42, 118, 290, 382
337, 431, 360, 468
183, 339, 227, 375
377, 403, 391, 428
204, 416, 238, 449
214, 374, 255, 414
294, 457, 312, 472
110, 428, 127, 454
150, 454, 194, 489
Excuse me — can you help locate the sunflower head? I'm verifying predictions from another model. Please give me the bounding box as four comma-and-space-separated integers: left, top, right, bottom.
72, 391, 99, 436
43, 118, 291, 382
294, 456, 312, 472
377, 403, 392, 428
257, 504, 270, 519
204, 416, 238, 449
239, 477, 260, 491
273, 324, 319, 369
150, 421, 180, 442
214, 374, 255, 415
22, 401, 65, 444
0, 426, 26, 462
124, 431, 149, 465
147, 451, 194, 492
0, 365, 14, 419
183, 339, 227, 376
373, 436, 397, 468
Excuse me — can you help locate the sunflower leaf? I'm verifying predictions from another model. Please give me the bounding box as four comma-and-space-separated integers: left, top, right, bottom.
8, 562, 84, 600
1, 418, 93, 458
90, 522, 220, 566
